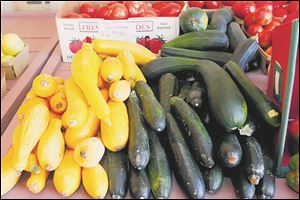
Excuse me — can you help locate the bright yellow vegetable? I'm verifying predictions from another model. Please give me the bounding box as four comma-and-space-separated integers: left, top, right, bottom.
101, 101, 129, 152
92, 38, 157, 65
117, 50, 136, 80
37, 118, 65, 171
100, 87, 109, 102
16, 97, 49, 121
101, 57, 124, 83
49, 111, 61, 120
61, 77, 88, 128
54, 76, 64, 85
25, 89, 37, 100
1, 147, 21, 196
98, 74, 107, 89
50, 93, 68, 114
65, 107, 100, 149
53, 150, 81, 197
24, 153, 41, 174
134, 64, 147, 83
71, 44, 111, 125
82, 164, 108, 199
109, 80, 131, 102
1, 33, 25, 56
12, 103, 50, 172
26, 169, 49, 194
32, 74, 57, 98
73, 137, 105, 168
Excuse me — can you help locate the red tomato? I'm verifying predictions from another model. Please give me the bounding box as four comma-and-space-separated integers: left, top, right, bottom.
63, 12, 83, 18
233, 1, 256, 19
138, 9, 157, 17
255, 1, 273, 11
244, 13, 255, 27
247, 24, 264, 36
79, 3, 95, 15
106, 1, 120, 7
253, 7, 273, 26
80, 14, 91, 18
258, 30, 272, 48
286, 1, 299, 14
222, 1, 237, 6
123, 1, 148, 17
105, 3, 129, 20
289, 116, 299, 136
264, 20, 281, 31
205, 1, 222, 9
152, 2, 169, 11
273, 7, 288, 19
188, 1, 205, 8
272, 1, 287, 8
92, 6, 109, 18
174, 1, 185, 8
265, 46, 272, 56
284, 11, 299, 23
159, 3, 182, 17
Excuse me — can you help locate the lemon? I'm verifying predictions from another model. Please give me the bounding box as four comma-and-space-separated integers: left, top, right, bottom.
1, 33, 25, 56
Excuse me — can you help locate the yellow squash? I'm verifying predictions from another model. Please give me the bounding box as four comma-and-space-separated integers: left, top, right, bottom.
71, 44, 111, 125
82, 164, 108, 199
61, 77, 88, 128
53, 150, 81, 197
117, 50, 136, 80
32, 74, 57, 98
54, 76, 64, 85
101, 101, 129, 152
24, 153, 41, 174
108, 80, 131, 102
25, 89, 37, 100
101, 57, 124, 83
1, 147, 21, 196
73, 137, 105, 168
26, 168, 49, 194
92, 38, 157, 65
50, 93, 68, 114
16, 97, 49, 121
37, 118, 65, 171
134, 64, 147, 83
12, 103, 50, 172
49, 111, 61, 120
65, 107, 100, 149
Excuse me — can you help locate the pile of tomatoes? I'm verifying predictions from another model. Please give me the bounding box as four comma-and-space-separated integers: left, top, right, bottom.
63, 1, 185, 19
231, 1, 299, 54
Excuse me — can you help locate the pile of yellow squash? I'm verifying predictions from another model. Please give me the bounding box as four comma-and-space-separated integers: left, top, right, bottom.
1, 39, 156, 198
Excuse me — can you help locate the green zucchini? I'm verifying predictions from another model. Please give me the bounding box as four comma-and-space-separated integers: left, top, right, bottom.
146, 129, 172, 199
201, 165, 223, 193
238, 114, 257, 136
227, 22, 247, 51
176, 81, 192, 99
165, 113, 206, 199
129, 166, 151, 199
160, 47, 232, 66
127, 91, 150, 170
135, 81, 166, 133
228, 38, 259, 71
218, 133, 242, 168
209, 8, 233, 32
158, 73, 178, 113
240, 136, 264, 185
163, 30, 229, 51
224, 61, 281, 127
170, 97, 215, 168
107, 149, 128, 199
186, 81, 205, 109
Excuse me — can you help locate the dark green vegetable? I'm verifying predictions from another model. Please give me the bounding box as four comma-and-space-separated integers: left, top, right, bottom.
224, 61, 281, 127
160, 47, 232, 66
127, 91, 150, 170
146, 129, 172, 199
163, 30, 229, 51
107, 149, 128, 199
176, 81, 192, 99
158, 73, 178, 113
135, 81, 166, 132
179, 8, 208, 33
238, 114, 257, 136
201, 165, 223, 193
186, 81, 205, 109
129, 166, 151, 199
209, 8, 233, 32
170, 97, 214, 168
165, 113, 206, 199
227, 22, 247, 51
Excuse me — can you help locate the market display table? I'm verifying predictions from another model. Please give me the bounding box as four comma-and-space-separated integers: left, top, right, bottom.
1, 43, 298, 199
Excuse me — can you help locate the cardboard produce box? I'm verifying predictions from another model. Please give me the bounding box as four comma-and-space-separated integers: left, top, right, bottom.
56, 1, 181, 62
1, 44, 30, 80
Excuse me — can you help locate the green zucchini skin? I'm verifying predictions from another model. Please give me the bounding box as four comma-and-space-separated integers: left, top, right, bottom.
129, 166, 151, 199
240, 136, 265, 185
227, 22, 247, 51
176, 81, 192, 100
201, 165, 223, 193
163, 30, 229, 51
135, 81, 166, 133
218, 133, 242, 168
224, 61, 281, 127
229, 38, 259, 71
165, 113, 206, 199
158, 73, 178, 113
146, 129, 172, 199
186, 81, 205, 109
160, 47, 232, 66
107, 149, 128, 199
170, 97, 215, 168
127, 91, 150, 170
209, 8, 233, 32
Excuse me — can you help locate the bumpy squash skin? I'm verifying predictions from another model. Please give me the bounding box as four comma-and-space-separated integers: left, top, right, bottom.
61, 77, 88, 128
12, 103, 50, 172
26, 169, 49, 194
101, 100, 129, 152
71, 44, 110, 122
53, 150, 81, 197
16, 97, 49, 121
101, 57, 124, 83
37, 118, 65, 171
117, 50, 137, 80
1, 148, 21, 196
64, 107, 100, 149
108, 80, 131, 102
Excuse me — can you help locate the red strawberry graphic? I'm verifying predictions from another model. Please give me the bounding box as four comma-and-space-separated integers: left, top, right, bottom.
82, 36, 92, 43
136, 35, 165, 54
69, 39, 83, 54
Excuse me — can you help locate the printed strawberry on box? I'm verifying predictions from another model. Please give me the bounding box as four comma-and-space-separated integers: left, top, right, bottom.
56, 1, 182, 62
